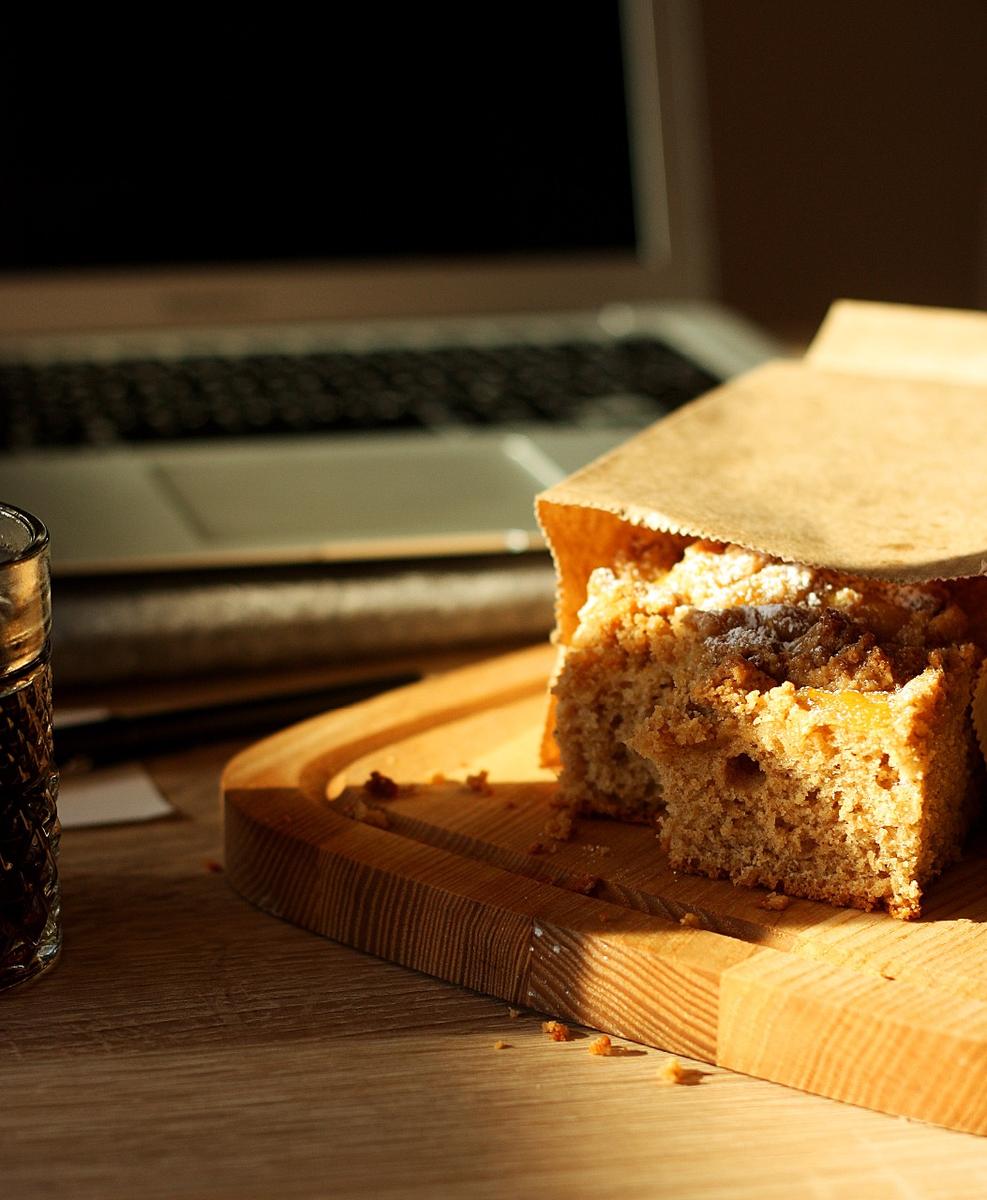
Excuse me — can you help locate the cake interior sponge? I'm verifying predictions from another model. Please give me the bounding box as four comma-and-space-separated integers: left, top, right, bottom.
552, 539, 985, 919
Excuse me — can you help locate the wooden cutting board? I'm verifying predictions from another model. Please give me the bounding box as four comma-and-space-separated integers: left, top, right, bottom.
222, 643, 987, 1136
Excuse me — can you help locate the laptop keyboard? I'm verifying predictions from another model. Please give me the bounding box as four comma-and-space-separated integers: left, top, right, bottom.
0, 336, 718, 450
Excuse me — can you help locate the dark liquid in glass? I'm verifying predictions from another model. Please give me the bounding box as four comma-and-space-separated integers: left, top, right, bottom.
0, 568, 60, 991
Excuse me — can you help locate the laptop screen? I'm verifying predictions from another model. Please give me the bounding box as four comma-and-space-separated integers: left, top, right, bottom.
3, 9, 636, 275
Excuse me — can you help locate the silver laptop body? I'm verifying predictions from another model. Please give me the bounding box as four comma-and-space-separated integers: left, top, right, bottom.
0, 1, 777, 580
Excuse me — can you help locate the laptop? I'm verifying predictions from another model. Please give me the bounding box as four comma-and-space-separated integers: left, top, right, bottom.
0, 1, 777, 583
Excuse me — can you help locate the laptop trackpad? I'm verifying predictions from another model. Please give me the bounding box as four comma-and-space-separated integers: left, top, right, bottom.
152, 433, 563, 555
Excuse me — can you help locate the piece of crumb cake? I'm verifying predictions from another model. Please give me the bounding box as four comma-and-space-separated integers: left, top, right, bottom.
552, 539, 985, 918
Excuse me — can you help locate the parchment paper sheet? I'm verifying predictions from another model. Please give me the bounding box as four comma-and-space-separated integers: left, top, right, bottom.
536, 300, 987, 764
537, 300, 987, 643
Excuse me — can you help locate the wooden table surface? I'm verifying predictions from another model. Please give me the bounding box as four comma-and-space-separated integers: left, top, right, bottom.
8, 658, 987, 1200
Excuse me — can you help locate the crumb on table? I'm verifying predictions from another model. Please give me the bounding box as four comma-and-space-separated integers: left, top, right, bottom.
657, 1056, 705, 1085
657, 1057, 688, 1084
679, 912, 701, 928
493, 1040, 510, 1051
758, 891, 791, 911
541, 1019, 573, 1042
588, 1035, 614, 1056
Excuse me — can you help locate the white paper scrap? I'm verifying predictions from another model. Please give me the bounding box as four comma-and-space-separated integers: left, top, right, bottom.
58, 763, 175, 829
54, 706, 113, 729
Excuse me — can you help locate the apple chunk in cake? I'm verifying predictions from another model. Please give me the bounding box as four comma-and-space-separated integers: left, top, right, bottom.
552, 539, 984, 918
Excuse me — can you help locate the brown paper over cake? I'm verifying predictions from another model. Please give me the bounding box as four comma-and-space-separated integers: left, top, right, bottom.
536, 301, 987, 920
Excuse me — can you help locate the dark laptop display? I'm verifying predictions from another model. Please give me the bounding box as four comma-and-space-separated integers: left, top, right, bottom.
3, 10, 636, 275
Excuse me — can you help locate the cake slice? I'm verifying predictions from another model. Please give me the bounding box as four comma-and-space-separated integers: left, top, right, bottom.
552, 539, 985, 918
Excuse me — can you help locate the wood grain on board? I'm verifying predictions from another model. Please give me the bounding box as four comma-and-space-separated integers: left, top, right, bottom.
223, 643, 987, 1135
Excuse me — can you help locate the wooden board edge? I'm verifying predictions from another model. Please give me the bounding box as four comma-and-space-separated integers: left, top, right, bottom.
224, 781, 760, 1038
718, 950, 987, 1136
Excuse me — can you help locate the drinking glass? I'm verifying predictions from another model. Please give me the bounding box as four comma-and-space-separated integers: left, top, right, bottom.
0, 503, 60, 991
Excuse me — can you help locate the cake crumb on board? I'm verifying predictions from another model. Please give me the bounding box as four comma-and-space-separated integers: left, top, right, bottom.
528, 806, 579, 857
464, 770, 494, 795
348, 798, 390, 829
363, 770, 400, 799
561, 873, 601, 897
542, 808, 576, 842
527, 839, 556, 857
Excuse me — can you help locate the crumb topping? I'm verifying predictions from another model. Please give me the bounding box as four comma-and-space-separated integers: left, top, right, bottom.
578, 540, 980, 695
